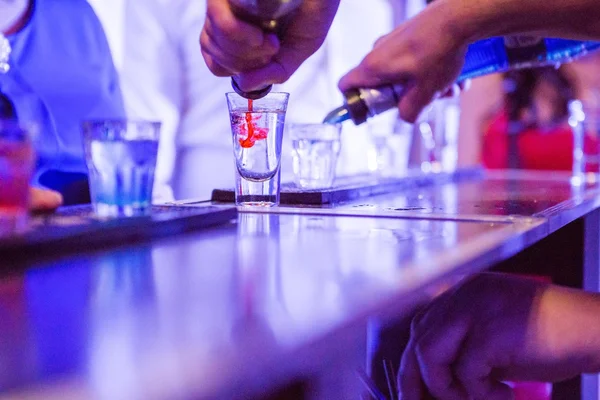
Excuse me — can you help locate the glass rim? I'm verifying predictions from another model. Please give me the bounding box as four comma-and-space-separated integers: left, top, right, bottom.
82, 119, 162, 127
287, 122, 342, 139
225, 91, 289, 97
226, 92, 290, 112
82, 119, 161, 141
287, 122, 342, 128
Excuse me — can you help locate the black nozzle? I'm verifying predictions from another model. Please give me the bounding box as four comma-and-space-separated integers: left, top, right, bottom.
231, 78, 272, 100
343, 88, 369, 125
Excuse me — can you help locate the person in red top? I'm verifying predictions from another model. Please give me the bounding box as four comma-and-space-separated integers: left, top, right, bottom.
481, 67, 585, 171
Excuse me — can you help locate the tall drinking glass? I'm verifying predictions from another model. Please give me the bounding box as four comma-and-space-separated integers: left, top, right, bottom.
226, 92, 289, 206
82, 120, 161, 217
0, 120, 35, 233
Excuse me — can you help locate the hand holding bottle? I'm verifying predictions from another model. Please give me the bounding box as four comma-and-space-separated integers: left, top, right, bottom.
200, 0, 340, 92
335, 0, 600, 125
338, 0, 468, 123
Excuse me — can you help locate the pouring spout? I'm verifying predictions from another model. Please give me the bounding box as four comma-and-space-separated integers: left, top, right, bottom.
322, 105, 351, 124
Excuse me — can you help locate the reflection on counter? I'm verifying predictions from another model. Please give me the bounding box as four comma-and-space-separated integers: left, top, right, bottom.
0, 210, 535, 399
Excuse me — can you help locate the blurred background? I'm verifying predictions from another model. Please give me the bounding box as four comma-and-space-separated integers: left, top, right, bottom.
86, 0, 600, 201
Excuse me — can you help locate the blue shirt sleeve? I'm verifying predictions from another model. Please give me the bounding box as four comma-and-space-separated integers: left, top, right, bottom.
0, 0, 126, 182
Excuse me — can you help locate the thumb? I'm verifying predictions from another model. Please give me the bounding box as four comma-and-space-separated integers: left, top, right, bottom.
29, 187, 63, 212
235, 47, 310, 92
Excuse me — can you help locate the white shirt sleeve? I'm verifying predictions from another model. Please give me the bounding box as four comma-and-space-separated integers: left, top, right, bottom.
175, 0, 232, 150
89, 0, 188, 202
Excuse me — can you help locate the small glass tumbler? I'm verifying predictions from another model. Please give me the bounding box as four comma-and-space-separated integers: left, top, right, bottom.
0, 120, 35, 233
226, 92, 289, 206
569, 100, 600, 185
288, 123, 341, 189
82, 120, 161, 217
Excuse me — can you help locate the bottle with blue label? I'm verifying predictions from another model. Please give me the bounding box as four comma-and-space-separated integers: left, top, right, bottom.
323, 37, 600, 125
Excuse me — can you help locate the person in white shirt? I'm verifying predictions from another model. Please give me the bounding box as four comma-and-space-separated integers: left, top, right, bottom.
89, 0, 396, 201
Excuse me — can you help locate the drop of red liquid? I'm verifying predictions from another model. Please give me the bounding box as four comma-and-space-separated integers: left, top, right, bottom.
239, 99, 268, 149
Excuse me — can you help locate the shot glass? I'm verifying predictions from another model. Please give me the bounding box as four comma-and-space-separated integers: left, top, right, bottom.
288, 123, 341, 189
569, 100, 600, 185
226, 92, 289, 206
0, 120, 35, 232
82, 120, 161, 217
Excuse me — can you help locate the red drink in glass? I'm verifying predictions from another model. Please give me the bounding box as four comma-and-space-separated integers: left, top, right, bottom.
0, 121, 35, 233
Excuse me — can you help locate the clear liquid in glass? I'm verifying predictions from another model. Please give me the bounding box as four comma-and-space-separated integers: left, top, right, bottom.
87, 139, 158, 216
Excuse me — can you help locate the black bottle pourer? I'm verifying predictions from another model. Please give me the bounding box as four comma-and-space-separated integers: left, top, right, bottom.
322, 85, 405, 125
231, 77, 273, 100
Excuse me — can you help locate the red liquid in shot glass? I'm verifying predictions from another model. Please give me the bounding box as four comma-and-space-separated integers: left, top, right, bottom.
239, 99, 269, 149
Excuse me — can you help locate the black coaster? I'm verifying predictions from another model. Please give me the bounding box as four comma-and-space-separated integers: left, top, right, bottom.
211, 168, 484, 206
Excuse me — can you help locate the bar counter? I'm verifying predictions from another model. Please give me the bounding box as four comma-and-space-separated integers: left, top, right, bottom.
1, 170, 599, 399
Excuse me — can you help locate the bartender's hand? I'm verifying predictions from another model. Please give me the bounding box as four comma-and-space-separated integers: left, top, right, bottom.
29, 187, 62, 212
399, 273, 600, 400
200, 0, 340, 91
339, 0, 468, 123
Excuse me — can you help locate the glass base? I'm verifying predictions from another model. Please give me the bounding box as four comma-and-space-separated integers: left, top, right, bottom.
295, 179, 333, 190
235, 195, 278, 207
93, 202, 151, 218
235, 170, 280, 207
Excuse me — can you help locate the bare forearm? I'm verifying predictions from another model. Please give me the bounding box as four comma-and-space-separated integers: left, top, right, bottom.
491, 285, 600, 383
437, 0, 600, 44
539, 286, 600, 377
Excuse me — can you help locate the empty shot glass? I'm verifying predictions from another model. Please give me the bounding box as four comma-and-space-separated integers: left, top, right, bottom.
288, 123, 342, 189
82, 120, 161, 217
226, 92, 289, 206
0, 120, 35, 232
